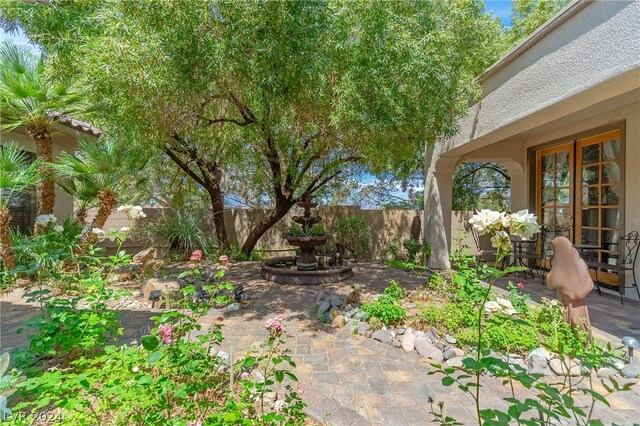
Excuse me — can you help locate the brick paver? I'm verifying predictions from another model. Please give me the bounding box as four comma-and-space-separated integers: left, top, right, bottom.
1, 261, 639, 425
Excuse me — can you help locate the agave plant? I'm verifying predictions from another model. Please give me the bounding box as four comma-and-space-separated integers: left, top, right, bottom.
0, 41, 87, 221
0, 142, 41, 269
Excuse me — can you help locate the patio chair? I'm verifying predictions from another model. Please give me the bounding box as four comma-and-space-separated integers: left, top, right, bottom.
470, 226, 498, 265
584, 231, 640, 304
539, 225, 571, 268
509, 234, 544, 280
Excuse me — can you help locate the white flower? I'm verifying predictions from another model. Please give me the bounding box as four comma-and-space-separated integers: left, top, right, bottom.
469, 209, 506, 235
120, 227, 130, 233
92, 227, 106, 242
35, 214, 57, 226
490, 230, 511, 252
484, 301, 500, 315
509, 210, 541, 240
117, 205, 146, 219
53, 225, 64, 233
496, 298, 518, 315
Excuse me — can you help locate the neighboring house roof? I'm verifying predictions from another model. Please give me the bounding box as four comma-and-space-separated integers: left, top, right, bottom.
49, 112, 103, 137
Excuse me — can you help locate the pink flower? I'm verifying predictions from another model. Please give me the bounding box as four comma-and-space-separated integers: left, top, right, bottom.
298, 386, 305, 395
516, 282, 525, 290
186, 263, 196, 270
187, 421, 202, 426
219, 254, 229, 265
158, 323, 177, 345
264, 314, 286, 335
217, 315, 224, 323
189, 250, 203, 261
240, 372, 249, 380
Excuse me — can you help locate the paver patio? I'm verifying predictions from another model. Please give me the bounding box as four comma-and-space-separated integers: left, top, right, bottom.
1, 261, 639, 425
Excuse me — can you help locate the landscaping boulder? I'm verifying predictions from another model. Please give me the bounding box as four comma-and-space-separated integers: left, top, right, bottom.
621, 361, 640, 379
402, 331, 416, 352
528, 347, 551, 363
444, 334, 457, 344
344, 320, 359, 332
141, 278, 181, 300
316, 290, 326, 304
354, 311, 367, 321
527, 355, 553, 376
320, 312, 332, 324
328, 295, 344, 308
132, 247, 155, 264
317, 301, 331, 316
392, 339, 402, 348
357, 322, 370, 336
415, 336, 443, 362
331, 315, 349, 328
446, 357, 464, 368
597, 367, 618, 379
372, 329, 393, 344
549, 356, 581, 377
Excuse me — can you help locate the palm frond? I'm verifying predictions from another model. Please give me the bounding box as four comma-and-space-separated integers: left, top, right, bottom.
0, 142, 41, 210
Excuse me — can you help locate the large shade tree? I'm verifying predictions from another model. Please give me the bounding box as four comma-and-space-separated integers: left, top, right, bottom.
3, 0, 504, 254
0, 41, 86, 225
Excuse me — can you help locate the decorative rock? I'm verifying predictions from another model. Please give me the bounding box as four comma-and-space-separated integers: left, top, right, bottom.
392, 339, 402, 348
372, 329, 393, 344
316, 290, 326, 304
444, 334, 457, 344
447, 357, 464, 368
620, 362, 640, 379
354, 311, 367, 321
364, 330, 372, 338
148, 290, 162, 301
527, 355, 553, 376
528, 347, 551, 363
317, 301, 331, 315
344, 320, 359, 332
328, 296, 344, 308
611, 357, 625, 370
424, 329, 437, 343
216, 351, 231, 367
225, 302, 241, 312
402, 331, 416, 352
251, 370, 265, 383
443, 349, 458, 360
396, 328, 406, 335
414, 336, 444, 362
451, 347, 465, 357
141, 278, 181, 300
132, 247, 155, 264
357, 322, 370, 335
549, 357, 581, 377
597, 367, 618, 379
415, 330, 425, 337
320, 312, 332, 324
331, 315, 349, 328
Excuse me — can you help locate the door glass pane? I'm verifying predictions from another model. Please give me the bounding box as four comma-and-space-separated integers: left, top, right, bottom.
582, 166, 599, 184
543, 208, 555, 225
556, 188, 570, 205
581, 229, 598, 245
556, 170, 570, 187
555, 208, 570, 226
581, 208, 598, 227
602, 208, 619, 229
601, 230, 619, 248
542, 155, 554, 171
582, 144, 599, 164
582, 186, 598, 205
602, 185, 620, 205
543, 172, 554, 187
556, 151, 569, 168
601, 252, 619, 267
602, 162, 620, 183
603, 139, 620, 160
542, 189, 555, 206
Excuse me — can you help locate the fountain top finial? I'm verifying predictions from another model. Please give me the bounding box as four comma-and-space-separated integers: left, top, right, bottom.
296, 194, 318, 216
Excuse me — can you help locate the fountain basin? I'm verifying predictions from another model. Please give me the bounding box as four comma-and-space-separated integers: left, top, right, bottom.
260, 256, 354, 285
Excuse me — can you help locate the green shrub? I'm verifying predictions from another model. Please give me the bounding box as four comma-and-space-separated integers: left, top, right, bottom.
333, 215, 371, 261
362, 296, 406, 325
425, 273, 447, 292
384, 280, 404, 300
144, 208, 214, 260
403, 238, 432, 264
387, 259, 427, 272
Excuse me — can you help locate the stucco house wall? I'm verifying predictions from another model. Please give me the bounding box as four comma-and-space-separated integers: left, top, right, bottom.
424, 0, 640, 299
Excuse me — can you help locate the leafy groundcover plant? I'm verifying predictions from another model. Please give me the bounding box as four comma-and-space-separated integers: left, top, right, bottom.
3, 217, 306, 425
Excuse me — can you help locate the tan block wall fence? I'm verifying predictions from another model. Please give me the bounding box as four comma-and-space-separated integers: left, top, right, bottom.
91, 207, 456, 261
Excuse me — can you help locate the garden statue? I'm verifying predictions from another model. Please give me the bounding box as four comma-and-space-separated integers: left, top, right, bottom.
546, 237, 593, 337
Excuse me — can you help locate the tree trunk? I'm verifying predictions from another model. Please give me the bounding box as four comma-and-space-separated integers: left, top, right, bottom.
207, 185, 229, 249
28, 126, 55, 217
90, 191, 118, 230
0, 209, 16, 270
75, 207, 88, 227
241, 200, 295, 256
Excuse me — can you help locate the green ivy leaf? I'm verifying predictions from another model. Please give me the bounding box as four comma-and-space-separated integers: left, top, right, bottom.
141, 335, 159, 351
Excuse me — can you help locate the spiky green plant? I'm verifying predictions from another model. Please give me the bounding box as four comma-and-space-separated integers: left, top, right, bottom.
0, 142, 41, 269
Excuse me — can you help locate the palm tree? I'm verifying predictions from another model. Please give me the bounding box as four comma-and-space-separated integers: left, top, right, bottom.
53, 136, 145, 233
0, 41, 87, 223
0, 142, 41, 270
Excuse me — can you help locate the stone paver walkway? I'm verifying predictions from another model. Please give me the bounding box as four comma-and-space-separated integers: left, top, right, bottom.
2, 261, 640, 425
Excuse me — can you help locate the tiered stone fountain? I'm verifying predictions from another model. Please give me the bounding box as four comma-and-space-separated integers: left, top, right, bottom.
260, 196, 354, 285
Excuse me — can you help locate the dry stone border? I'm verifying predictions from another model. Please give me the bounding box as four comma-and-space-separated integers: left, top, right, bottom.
313, 289, 640, 383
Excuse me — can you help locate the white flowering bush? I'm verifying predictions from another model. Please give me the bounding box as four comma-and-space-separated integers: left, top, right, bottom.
34, 214, 57, 227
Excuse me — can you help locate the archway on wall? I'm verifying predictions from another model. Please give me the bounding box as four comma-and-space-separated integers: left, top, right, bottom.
452, 162, 511, 212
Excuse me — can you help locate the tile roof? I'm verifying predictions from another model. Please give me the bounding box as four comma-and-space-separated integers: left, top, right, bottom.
49, 112, 103, 137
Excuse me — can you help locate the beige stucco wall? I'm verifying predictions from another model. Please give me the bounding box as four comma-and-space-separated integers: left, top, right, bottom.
0, 123, 84, 222
95, 206, 420, 261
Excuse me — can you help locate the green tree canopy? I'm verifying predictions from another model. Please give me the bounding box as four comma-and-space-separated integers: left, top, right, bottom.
2, 0, 505, 253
